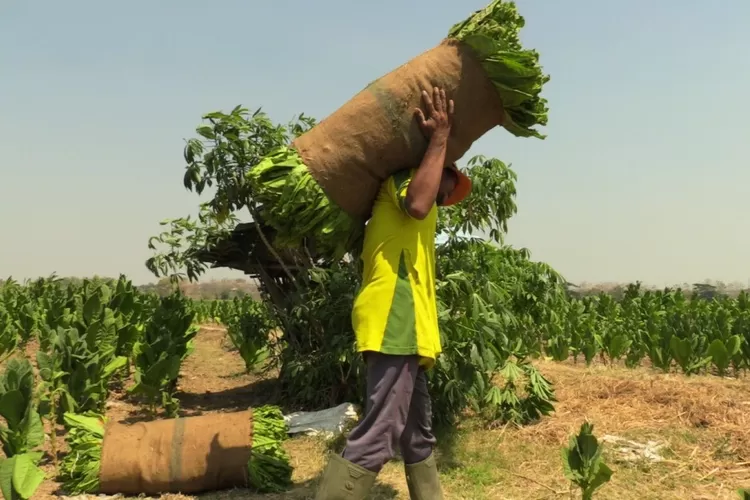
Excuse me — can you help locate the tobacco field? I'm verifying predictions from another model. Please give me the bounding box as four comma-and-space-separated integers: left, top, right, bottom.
0, 270, 749, 498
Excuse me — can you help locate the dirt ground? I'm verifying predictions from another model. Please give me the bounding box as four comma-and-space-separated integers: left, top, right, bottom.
30, 327, 750, 499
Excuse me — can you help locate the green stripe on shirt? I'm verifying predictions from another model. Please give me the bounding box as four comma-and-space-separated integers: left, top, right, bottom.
380, 250, 418, 354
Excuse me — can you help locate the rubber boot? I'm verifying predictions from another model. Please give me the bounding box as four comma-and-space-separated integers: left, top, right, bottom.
404, 453, 444, 500
315, 453, 377, 500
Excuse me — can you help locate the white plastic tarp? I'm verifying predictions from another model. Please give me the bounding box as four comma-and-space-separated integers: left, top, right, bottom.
284, 402, 359, 439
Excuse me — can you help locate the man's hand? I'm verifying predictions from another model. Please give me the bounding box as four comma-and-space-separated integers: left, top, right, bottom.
415, 87, 454, 140
403, 87, 455, 220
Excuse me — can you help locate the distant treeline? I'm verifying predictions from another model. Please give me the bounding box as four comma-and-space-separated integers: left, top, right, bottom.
0, 276, 744, 302
138, 277, 261, 300
567, 281, 748, 301
0, 275, 261, 301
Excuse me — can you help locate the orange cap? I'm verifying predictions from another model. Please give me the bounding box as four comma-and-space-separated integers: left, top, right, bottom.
441, 163, 472, 206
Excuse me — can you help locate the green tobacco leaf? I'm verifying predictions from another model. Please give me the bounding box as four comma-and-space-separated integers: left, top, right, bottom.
82, 293, 101, 325
0, 456, 15, 500
670, 337, 693, 370
583, 462, 613, 499
576, 428, 600, 463
35, 352, 54, 381
581, 342, 597, 365
561, 420, 613, 498
19, 409, 44, 451
102, 356, 127, 379
707, 339, 730, 373
0, 453, 44, 500
608, 334, 631, 359
726, 335, 742, 357
11, 453, 44, 499
61, 391, 78, 415
0, 391, 25, 429
448, 0, 548, 138
245, 147, 361, 259
36, 399, 51, 420
63, 412, 105, 437
561, 445, 582, 482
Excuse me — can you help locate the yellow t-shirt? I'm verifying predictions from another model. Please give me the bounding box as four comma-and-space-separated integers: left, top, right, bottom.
351, 169, 441, 368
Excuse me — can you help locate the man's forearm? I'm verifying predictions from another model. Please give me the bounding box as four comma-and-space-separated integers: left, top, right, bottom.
404, 133, 448, 219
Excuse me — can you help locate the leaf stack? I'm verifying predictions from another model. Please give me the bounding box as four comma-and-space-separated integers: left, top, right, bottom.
243, 0, 548, 257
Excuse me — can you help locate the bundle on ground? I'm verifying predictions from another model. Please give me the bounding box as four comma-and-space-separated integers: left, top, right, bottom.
58, 406, 292, 495
247, 0, 547, 256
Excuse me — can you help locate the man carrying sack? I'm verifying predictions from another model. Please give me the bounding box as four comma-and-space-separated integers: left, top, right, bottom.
315, 87, 472, 500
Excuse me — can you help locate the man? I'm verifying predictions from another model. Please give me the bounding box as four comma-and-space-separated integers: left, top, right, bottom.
315, 86, 471, 500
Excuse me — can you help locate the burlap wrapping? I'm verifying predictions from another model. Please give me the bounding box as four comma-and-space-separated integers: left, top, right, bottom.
292, 38, 503, 218
99, 410, 253, 495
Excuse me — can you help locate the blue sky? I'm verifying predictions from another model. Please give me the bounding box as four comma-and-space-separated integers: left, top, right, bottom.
1, 0, 748, 286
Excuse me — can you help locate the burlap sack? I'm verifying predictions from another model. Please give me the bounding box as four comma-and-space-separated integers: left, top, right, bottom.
292, 38, 503, 218
99, 410, 253, 495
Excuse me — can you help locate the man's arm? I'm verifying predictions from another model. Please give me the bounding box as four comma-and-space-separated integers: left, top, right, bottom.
404, 87, 454, 220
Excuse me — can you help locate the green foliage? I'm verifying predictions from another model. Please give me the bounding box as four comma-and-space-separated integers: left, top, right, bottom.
191, 296, 266, 325
275, 265, 366, 410
58, 412, 106, 495
448, 0, 549, 138
0, 276, 158, 429
246, 147, 362, 258
485, 359, 556, 425
0, 276, 170, 494
0, 359, 44, 457
431, 238, 566, 427
0, 359, 45, 500
558, 286, 750, 376
147, 205, 241, 284
109, 276, 150, 360
247, 405, 293, 493
33, 277, 151, 419
561, 421, 613, 500
224, 298, 276, 373
130, 292, 198, 416
0, 275, 81, 353
11, 304, 36, 345
0, 275, 198, 423
437, 155, 518, 242
146, 106, 316, 282
37, 327, 127, 418
0, 279, 39, 348
0, 452, 45, 500
0, 309, 19, 362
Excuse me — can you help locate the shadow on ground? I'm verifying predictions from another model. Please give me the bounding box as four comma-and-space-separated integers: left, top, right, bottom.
176, 377, 282, 414
434, 425, 464, 472
175, 470, 399, 500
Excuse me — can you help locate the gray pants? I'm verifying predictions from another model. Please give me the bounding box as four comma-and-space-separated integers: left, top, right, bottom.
342, 352, 437, 473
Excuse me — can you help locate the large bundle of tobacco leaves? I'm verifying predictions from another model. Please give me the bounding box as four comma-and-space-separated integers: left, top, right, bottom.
247, 0, 548, 258
59, 406, 292, 495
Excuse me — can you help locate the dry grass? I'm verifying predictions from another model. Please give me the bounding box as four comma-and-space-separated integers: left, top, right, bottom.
439, 360, 750, 499
27, 329, 750, 499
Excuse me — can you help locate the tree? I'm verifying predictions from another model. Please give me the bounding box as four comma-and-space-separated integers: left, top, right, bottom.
147, 106, 564, 426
